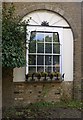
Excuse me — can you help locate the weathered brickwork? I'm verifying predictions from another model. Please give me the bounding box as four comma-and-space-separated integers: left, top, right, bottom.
2, 2, 82, 108
13, 81, 73, 107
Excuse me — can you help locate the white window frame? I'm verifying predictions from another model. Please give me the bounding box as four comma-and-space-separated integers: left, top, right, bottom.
26, 26, 63, 75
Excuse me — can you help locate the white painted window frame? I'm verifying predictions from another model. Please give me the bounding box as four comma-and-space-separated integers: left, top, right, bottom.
26, 26, 63, 75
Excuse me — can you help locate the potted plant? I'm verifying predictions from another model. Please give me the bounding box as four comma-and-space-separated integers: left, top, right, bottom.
41, 72, 48, 81
31, 73, 35, 81
36, 72, 41, 81
49, 72, 54, 81
55, 72, 60, 80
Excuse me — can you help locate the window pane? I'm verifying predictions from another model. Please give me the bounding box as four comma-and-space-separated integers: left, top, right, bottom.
29, 55, 36, 65
37, 67, 44, 72
53, 66, 60, 72
53, 33, 59, 42
29, 41, 36, 53
53, 56, 60, 72
45, 55, 52, 65
45, 66, 52, 72
45, 43, 52, 53
30, 32, 36, 41
45, 33, 52, 42
29, 67, 36, 73
37, 33, 44, 42
53, 44, 60, 54
29, 32, 36, 53
37, 43, 44, 53
37, 55, 44, 65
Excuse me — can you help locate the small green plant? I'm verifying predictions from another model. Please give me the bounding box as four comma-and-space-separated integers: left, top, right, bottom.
41, 72, 48, 81
36, 72, 41, 81
49, 72, 55, 81
31, 73, 35, 81
54, 72, 61, 80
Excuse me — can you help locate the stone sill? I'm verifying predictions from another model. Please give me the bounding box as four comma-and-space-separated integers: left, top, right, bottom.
25, 80, 63, 83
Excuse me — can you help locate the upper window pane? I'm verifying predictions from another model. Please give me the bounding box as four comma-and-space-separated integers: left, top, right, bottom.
45, 33, 52, 42
37, 33, 44, 42
30, 32, 36, 41
53, 33, 59, 42
53, 43, 60, 54
29, 32, 36, 53
29, 41, 36, 53
45, 43, 52, 53
37, 43, 44, 53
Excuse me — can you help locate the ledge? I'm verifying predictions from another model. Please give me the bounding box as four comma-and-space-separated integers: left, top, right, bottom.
25, 80, 63, 83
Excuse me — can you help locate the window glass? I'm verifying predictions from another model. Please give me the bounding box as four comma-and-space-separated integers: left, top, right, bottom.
37, 67, 44, 72
45, 66, 52, 72
37, 33, 44, 42
53, 56, 60, 72
29, 67, 36, 73
29, 41, 36, 53
29, 55, 36, 65
30, 32, 36, 41
37, 43, 44, 53
53, 33, 59, 42
53, 43, 60, 54
45, 43, 52, 53
45, 33, 52, 42
45, 55, 52, 65
37, 55, 44, 65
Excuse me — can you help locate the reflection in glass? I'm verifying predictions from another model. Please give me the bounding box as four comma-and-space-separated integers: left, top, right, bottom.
37, 43, 44, 53
45, 55, 52, 65
29, 55, 36, 65
29, 67, 36, 73
29, 41, 36, 53
30, 32, 36, 41
53, 56, 60, 72
37, 67, 44, 72
45, 33, 52, 42
37, 33, 44, 42
53, 33, 59, 42
53, 44, 60, 54
29, 32, 36, 53
37, 55, 44, 65
45, 66, 52, 72
45, 43, 52, 53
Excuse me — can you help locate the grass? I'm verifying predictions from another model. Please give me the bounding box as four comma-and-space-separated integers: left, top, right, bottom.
27, 100, 82, 109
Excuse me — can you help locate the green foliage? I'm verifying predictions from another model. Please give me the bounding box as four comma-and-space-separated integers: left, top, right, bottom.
36, 72, 41, 79
2, 4, 26, 68
41, 72, 48, 77
48, 72, 55, 80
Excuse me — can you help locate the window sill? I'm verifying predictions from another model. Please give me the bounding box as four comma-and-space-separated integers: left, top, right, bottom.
25, 80, 63, 83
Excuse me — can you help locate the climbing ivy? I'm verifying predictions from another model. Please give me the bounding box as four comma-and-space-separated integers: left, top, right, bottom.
2, 3, 26, 68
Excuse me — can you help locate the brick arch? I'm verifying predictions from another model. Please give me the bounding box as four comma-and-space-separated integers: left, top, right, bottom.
18, 4, 78, 40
